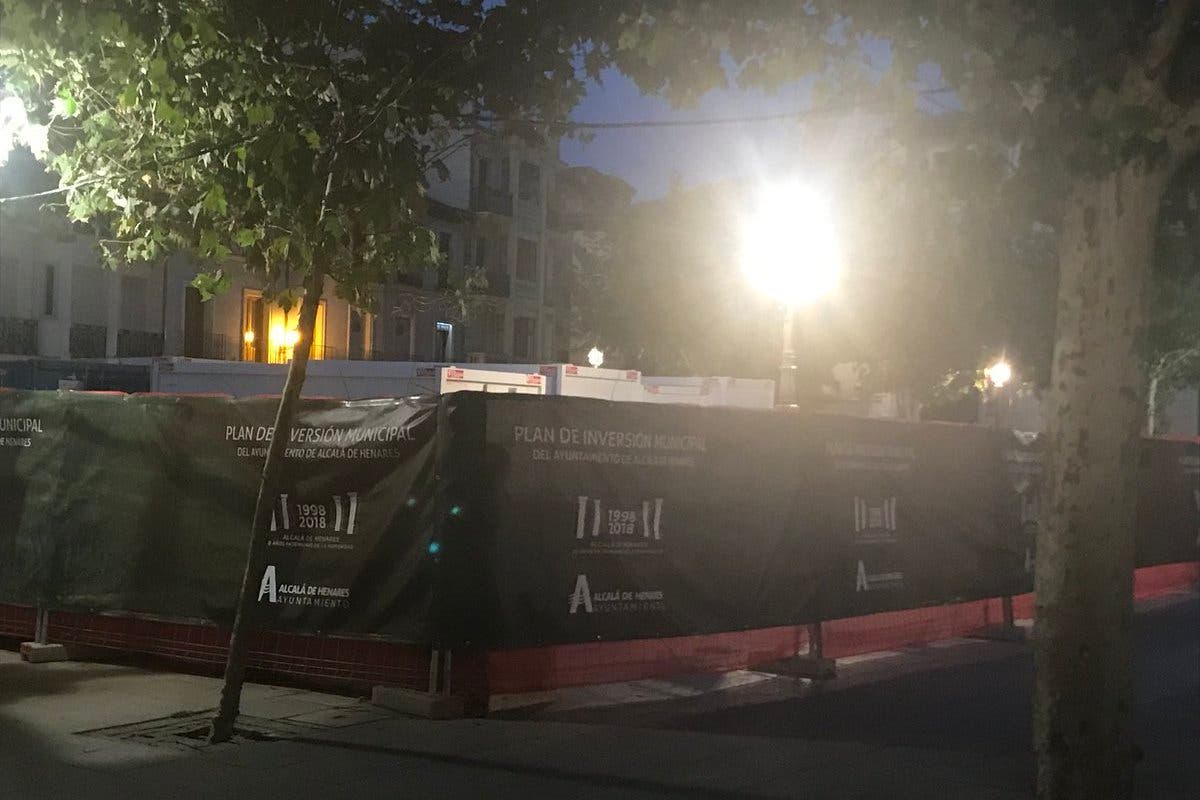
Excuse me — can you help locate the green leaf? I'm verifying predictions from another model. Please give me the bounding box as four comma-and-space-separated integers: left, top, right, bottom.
153, 99, 182, 125
234, 228, 260, 247
303, 129, 321, 150
147, 57, 170, 86
197, 230, 231, 263
247, 104, 275, 125
190, 269, 232, 300
202, 184, 228, 215
51, 86, 77, 118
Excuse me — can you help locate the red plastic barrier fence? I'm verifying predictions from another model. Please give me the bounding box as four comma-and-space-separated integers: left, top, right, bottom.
3, 562, 1195, 697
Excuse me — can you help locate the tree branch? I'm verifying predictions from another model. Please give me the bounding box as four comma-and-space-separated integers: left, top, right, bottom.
1166, 99, 1200, 174
0, 133, 263, 205
1144, 0, 1198, 80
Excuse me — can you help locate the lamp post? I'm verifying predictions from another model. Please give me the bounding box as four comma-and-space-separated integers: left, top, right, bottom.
739, 181, 840, 407
984, 356, 1021, 633
983, 357, 1014, 428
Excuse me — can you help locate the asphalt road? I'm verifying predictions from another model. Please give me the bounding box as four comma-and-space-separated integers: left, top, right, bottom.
658, 597, 1199, 797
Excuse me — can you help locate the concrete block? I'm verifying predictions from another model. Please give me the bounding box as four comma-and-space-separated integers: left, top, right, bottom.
20, 642, 69, 663
371, 686, 465, 720
967, 624, 1027, 643
752, 655, 837, 680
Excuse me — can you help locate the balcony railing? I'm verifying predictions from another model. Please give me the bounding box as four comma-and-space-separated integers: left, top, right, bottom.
116, 329, 164, 358
0, 316, 37, 356
311, 345, 346, 361
470, 188, 513, 216
69, 324, 107, 359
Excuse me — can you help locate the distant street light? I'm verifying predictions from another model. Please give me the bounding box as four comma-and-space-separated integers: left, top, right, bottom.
985, 359, 1013, 388
739, 181, 840, 407
587, 347, 604, 368
983, 354, 1017, 630
982, 357, 1016, 428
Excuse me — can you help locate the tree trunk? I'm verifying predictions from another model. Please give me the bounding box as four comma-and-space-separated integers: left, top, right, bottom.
1034, 159, 1166, 799
210, 262, 326, 743
1146, 373, 1159, 437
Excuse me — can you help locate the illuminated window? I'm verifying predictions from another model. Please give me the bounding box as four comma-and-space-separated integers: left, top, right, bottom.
267, 298, 326, 363
241, 290, 266, 362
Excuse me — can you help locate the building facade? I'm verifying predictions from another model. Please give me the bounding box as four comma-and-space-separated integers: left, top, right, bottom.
373, 129, 588, 364
0, 212, 359, 364
1, 129, 627, 368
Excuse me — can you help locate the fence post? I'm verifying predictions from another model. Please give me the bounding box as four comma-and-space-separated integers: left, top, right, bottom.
20, 606, 68, 663
807, 622, 824, 660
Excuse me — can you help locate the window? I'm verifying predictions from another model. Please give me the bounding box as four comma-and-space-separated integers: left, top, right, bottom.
496, 238, 508, 271
266, 298, 326, 363
348, 309, 373, 360
120, 276, 148, 331
513, 316, 536, 361
477, 157, 490, 191
518, 161, 541, 203
516, 238, 538, 283
42, 264, 55, 316
241, 290, 266, 362
394, 316, 413, 359
183, 286, 205, 357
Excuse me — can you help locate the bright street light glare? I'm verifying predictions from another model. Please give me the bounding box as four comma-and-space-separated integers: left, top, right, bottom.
0, 93, 48, 167
985, 359, 1013, 388
739, 181, 840, 307
587, 347, 604, 368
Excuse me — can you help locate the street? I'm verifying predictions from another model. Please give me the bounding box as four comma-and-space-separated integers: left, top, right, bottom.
2, 593, 1195, 799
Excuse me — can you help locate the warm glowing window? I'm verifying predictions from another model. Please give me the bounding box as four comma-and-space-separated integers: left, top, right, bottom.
266, 299, 326, 363
241, 290, 266, 362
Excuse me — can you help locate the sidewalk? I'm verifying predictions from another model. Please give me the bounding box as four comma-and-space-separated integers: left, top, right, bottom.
3, 591, 1195, 799
0, 651, 1030, 799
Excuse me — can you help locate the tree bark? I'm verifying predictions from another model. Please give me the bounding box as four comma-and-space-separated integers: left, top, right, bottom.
1034, 159, 1167, 799
1146, 373, 1159, 437
209, 261, 326, 743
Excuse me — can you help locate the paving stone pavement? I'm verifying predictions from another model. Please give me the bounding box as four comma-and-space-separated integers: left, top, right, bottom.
2, 592, 1194, 799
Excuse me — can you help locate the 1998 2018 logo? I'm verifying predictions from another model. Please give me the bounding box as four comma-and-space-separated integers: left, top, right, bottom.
574, 496, 664, 553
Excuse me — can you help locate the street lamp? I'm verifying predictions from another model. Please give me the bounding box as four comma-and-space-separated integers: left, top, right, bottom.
587, 347, 604, 368
982, 357, 1015, 428
985, 359, 1012, 389
739, 181, 840, 407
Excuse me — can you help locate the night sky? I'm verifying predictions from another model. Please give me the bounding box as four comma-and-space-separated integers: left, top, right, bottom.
559, 66, 815, 200
561, 41, 957, 201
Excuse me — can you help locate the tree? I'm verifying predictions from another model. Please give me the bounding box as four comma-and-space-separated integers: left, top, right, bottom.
1146, 159, 1200, 433
574, 180, 784, 378
546, 3, 1200, 796
0, 0, 595, 743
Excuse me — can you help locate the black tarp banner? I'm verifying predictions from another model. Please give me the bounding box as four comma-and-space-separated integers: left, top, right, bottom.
0, 390, 437, 640
2, 390, 1197, 650
438, 394, 1199, 648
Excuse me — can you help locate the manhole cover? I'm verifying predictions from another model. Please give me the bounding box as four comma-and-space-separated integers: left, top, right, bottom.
77, 710, 319, 749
